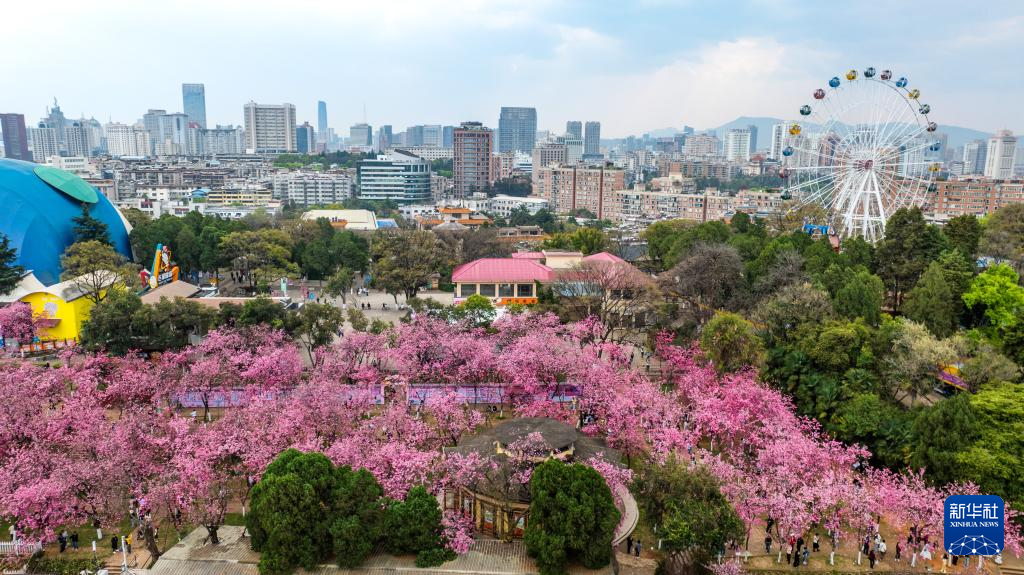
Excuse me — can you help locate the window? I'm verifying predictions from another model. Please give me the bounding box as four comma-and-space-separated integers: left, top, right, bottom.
499, 283, 514, 297
479, 284, 496, 297
517, 284, 534, 297
460, 283, 477, 297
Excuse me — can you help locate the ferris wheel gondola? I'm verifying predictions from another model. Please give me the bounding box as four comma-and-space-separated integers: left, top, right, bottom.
780, 66, 940, 243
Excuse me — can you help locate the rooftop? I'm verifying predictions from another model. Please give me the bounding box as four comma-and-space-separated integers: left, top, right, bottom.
451, 258, 554, 284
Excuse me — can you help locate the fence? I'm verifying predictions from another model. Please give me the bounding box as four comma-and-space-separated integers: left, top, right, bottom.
0, 540, 42, 555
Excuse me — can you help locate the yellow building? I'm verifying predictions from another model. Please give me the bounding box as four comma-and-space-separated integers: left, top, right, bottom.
2, 273, 104, 349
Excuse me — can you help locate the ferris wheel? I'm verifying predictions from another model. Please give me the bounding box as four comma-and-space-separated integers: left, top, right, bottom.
778, 67, 942, 243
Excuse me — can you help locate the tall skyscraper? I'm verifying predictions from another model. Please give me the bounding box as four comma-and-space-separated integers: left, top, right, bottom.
243, 102, 297, 153
497, 107, 537, 153
442, 125, 455, 148
27, 124, 59, 162
64, 122, 92, 157
962, 140, 987, 175
296, 122, 315, 154
747, 124, 758, 156
453, 121, 493, 197
43, 99, 66, 145
350, 123, 372, 147
725, 128, 752, 162
405, 125, 425, 147
984, 130, 1018, 179
182, 83, 207, 129
422, 124, 443, 147
0, 113, 31, 161
583, 121, 601, 158
358, 149, 432, 203
147, 112, 190, 156
317, 101, 328, 141
566, 121, 582, 139
377, 125, 393, 150
104, 122, 149, 157
769, 123, 786, 161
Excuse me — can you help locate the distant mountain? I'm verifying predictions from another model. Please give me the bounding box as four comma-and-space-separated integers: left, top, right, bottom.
645, 118, 999, 150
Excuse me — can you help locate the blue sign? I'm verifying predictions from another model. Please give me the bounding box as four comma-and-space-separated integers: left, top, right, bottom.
944, 495, 1004, 556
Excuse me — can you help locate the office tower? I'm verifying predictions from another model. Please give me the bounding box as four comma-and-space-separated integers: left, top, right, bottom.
453, 121, 493, 198
532, 141, 566, 169
583, 121, 601, 158
422, 124, 443, 147
317, 101, 328, 141
682, 125, 695, 135
202, 125, 244, 155
296, 122, 315, 154
497, 107, 537, 153
0, 113, 31, 161
350, 123, 372, 147
747, 124, 758, 155
376, 125, 393, 150
566, 121, 582, 139
405, 125, 424, 147
182, 83, 207, 128
243, 102, 297, 153
725, 128, 752, 162
563, 135, 583, 163
442, 125, 455, 147
104, 122, 150, 157
43, 99, 66, 145
984, 130, 1018, 179
64, 122, 92, 157
357, 149, 432, 203
686, 133, 721, 158
28, 124, 59, 162
962, 140, 987, 175
770, 123, 786, 161
143, 112, 190, 156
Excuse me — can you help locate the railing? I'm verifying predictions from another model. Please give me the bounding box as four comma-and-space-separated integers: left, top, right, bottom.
0, 540, 42, 555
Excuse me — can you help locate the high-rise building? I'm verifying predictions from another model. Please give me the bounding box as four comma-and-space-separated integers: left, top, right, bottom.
296, 122, 315, 154
202, 125, 245, 155
64, 122, 91, 157
747, 124, 758, 156
405, 125, 425, 147
243, 102, 297, 153
357, 149, 432, 203
769, 123, 786, 161
43, 99, 66, 145
376, 125, 393, 150
182, 83, 207, 129
984, 131, 1017, 179
317, 101, 328, 141
272, 172, 353, 206
533, 164, 625, 219
962, 140, 987, 175
27, 124, 59, 162
350, 123, 372, 147
563, 136, 583, 164
583, 121, 601, 159
422, 124, 443, 147
686, 133, 721, 158
442, 125, 455, 147
497, 107, 537, 153
566, 121, 582, 139
453, 121, 493, 198
725, 128, 753, 163
532, 141, 566, 170
151, 113, 190, 156
104, 122, 150, 157
0, 113, 31, 161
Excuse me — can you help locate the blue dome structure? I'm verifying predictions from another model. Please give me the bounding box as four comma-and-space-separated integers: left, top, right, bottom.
0, 158, 132, 286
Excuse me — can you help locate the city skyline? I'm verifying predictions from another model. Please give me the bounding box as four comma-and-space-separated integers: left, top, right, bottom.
2, 0, 1022, 138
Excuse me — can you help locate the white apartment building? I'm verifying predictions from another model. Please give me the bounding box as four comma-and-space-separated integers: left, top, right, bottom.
394, 146, 453, 161
685, 133, 721, 158
725, 128, 752, 163
28, 126, 59, 162
984, 130, 1017, 180
490, 194, 548, 217
769, 123, 786, 161
273, 171, 353, 206
46, 156, 92, 175
104, 123, 150, 157
244, 102, 296, 153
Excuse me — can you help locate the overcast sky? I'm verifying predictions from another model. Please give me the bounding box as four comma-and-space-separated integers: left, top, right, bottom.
3, 0, 1022, 137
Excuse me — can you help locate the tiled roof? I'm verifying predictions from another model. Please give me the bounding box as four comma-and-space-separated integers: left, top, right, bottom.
582, 251, 627, 264
510, 251, 544, 259
452, 258, 554, 283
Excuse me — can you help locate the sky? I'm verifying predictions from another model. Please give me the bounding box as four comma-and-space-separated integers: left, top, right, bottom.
3, 0, 1023, 138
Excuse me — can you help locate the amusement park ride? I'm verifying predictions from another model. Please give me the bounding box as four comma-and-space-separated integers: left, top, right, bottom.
780, 67, 940, 243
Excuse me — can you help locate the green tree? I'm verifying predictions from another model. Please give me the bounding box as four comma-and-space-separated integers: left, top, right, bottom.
347, 308, 369, 332
174, 225, 200, 278
237, 296, 294, 332
980, 204, 1024, 273
381, 486, 446, 557
71, 203, 111, 245
453, 294, 497, 327
524, 460, 620, 575
911, 394, 979, 485
295, 302, 344, 361
60, 240, 136, 304
80, 290, 146, 355
699, 311, 765, 373
220, 229, 298, 292
331, 466, 386, 568
753, 282, 834, 346
833, 270, 885, 326
0, 233, 24, 295
370, 230, 449, 300
883, 319, 958, 406
959, 383, 1024, 503
903, 261, 956, 337
945, 214, 983, 260
875, 207, 946, 308
633, 459, 743, 575
325, 267, 355, 303
962, 264, 1024, 334
198, 226, 224, 276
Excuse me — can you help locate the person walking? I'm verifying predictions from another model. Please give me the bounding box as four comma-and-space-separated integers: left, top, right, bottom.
70, 531, 78, 551
802, 546, 810, 565
869, 549, 877, 569
626, 535, 633, 555
895, 540, 902, 562
796, 535, 805, 555
812, 533, 820, 552
125, 533, 132, 554
634, 540, 641, 558
878, 539, 887, 561
765, 534, 773, 554
942, 553, 949, 574
58, 532, 67, 553
786, 542, 793, 564
111, 535, 118, 553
